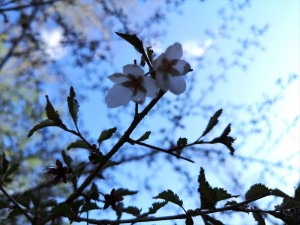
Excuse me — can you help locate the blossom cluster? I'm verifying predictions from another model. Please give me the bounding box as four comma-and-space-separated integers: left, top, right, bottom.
105, 43, 192, 108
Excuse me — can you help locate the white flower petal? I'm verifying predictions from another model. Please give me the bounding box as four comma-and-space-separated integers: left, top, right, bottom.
123, 64, 144, 76
152, 54, 164, 70
174, 60, 191, 75
165, 43, 183, 60
108, 73, 128, 84
143, 77, 158, 97
168, 76, 186, 94
131, 91, 146, 103
155, 72, 169, 92
105, 85, 131, 108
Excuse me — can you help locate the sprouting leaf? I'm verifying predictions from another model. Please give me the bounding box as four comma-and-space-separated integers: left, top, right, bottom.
28, 119, 59, 137
136, 131, 151, 142
123, 206, 142, 217
153, 190, 183, 208
185, 214, 194, 225
80, 202, 99, 213
62, 150, 73, 167
115, 32, 144, 54
98, 127, 117, 144
252, 212, 266, 225
148, 201, 168, 215
52, 202, 75, 219
245, 184, 270, 200
200, 109, 222, 138
115, 188, 138, 197
211, 124, 235, 154
67, 86, 79, 126
45, 95, 62, 123
67, 140, 91, 151
177, 137, 188, 147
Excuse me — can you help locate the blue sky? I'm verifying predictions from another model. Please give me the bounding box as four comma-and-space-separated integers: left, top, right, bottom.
40, 0, 299, 224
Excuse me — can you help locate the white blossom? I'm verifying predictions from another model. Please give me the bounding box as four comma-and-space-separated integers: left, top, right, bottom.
105, 64, 158, 108
153, 42, 191, 94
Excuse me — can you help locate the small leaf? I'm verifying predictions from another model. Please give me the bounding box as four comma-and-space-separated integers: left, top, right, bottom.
200, 109, 222, 138
252, 212, 266, 225
4, 163, 19, 178
123, 206, 142, 217
271, 188, 290, 198
211, 124, 235, 154
177, 137, 188, 147
28, 119, 59, 137
198, 167, 215, 209
153, 190, 183, 208
185, 215, 194, 225
98, 127, 117, 144
87, 183, 99, 201
115, 188, 138, 197
202, 215, 225, 225
1, 152, 9, 175
214, 188, 239, 202
67, 140, 91, 151
224, 200, 238, 206
115, 32, 144, 54
148, 201, 168, 215
52, 202, 75, 218
245, 184, 270, 200
136, 131, 151, 142
45, 95, 61, 122
62, 150, 73, 167
67, 86, 79, 126
81, 202, 99, 213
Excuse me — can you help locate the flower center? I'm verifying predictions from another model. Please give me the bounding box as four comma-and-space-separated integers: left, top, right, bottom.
123, 74, 147, 95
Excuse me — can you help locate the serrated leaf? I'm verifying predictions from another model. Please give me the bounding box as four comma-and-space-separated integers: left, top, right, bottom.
245, 184, 270, 200
252, 212, 266, 225
153, 189, 183, 208
136, 131, 151, 142
115, 188, 138, 197
98, 127, 117, 144
45, 95, 61, 122
67, 86, 79, 126
202, 215, 225, 225
269, 211, 298, 225
198, 167, 215, 209
200, 109, 222, 138
211, 124, 235, 154
67, 140, 90, 150
123, 206, 142, 217
81, 202, 99, 213
214, 188, 238, 202
224, 200, 238, 206
1, 152, 9, 175
52, 202, 75, 218
148, 201, 168, 215
271, 188, 290, 198
62, 150, 73, 167
186, 215, 194, 225
28, 119, 59, 137
115, 32, 144, 54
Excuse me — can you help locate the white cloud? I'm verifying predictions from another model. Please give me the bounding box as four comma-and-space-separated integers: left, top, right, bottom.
41, 28, 66, 59
182, 39, 213, 59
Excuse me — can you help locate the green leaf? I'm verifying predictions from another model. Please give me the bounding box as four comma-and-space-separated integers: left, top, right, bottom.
0, 199, 9, 209
45, 95, 62, 123
115, 188, 138, 197
123, 206, 142, 217
81, 202, 99, 213
1, 152, 9, 176
28, 119, 59, 137
252, 212, 266, 225
153, 189, 183, 208
224, 200, 238, 206
87, 183, 99, 201
136, 131, 151, 142
98, 127, 117, 144
214, 188, 239, 202
67, 86, 79, 126
4, 208, 22, 221
245, 184, 270, 200
200, 109, 222, 138
4, 163, 19, 178
211, 124, 235, 154
269, 211, 298, 225
198, 167, 215, 209
62, 150, 73, 167
271, 188, 290, 198
202, 215, 225, 225
52, 202, 75, 219
115, 32, 144, 54
148, 201, 168, 215
185, 215, 194, 225
67, 140, 91, 150
177, 137, 188, 147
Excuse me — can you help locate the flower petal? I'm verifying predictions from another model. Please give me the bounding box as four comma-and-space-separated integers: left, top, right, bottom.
165, 43, 183, 60
174, 60, 191, 75
168, 76, 186, 94
131, 90, 146, 103
108, 73, 128, 84
105, 85, 131, 108
143, 77, 158, 97
155, 72, 169, 92
123, 64, 144, 76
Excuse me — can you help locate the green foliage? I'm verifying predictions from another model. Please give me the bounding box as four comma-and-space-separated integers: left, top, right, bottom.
123, 206, 142, 217
115, 188, 138, 197
252, 212, 266, 225
0, 152, 19, 184
98, 127, 117, 144
136, 131, 151, 142
147, 201, 168, 215
115, 32, 144, 54
27, 119, 59, 137
67, 86, 80, 127
45, 95, 63, 124
202, 215, 224, 225
67, 140, 91, 150
198, 167, 238, 209
245, 184, 270, 200
185, 215, 194, 225
200, 109, 222, 138
81, 202, 99, 213
153, 189, 183, 208
62, 150, 73, 167
211, 124, 235, 154
52, 202, 75, 219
